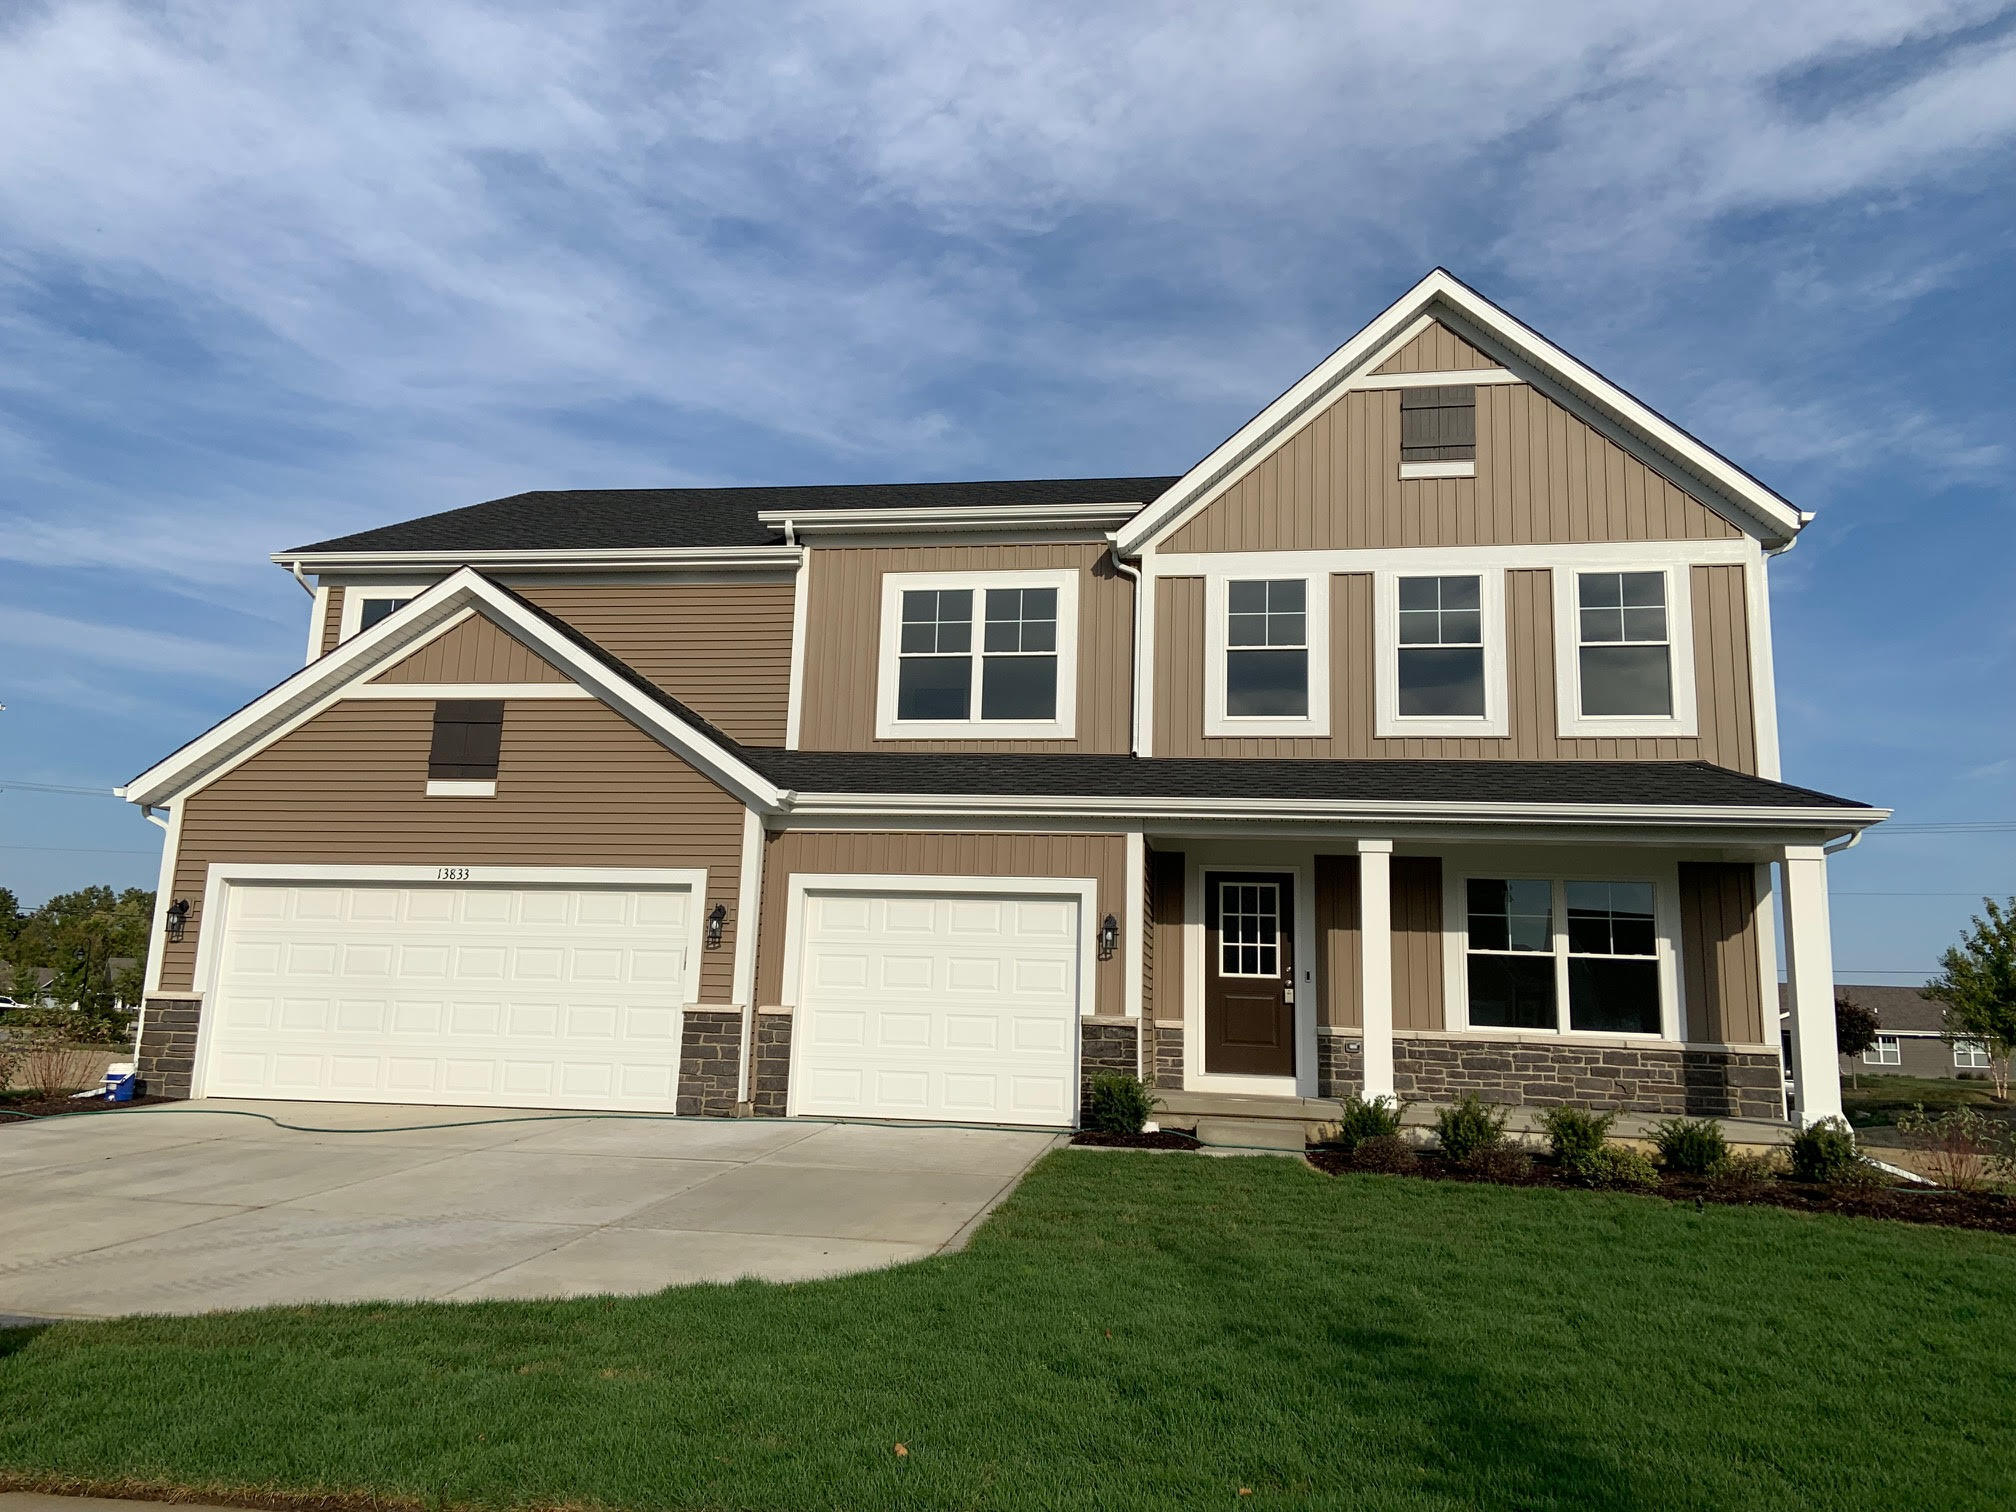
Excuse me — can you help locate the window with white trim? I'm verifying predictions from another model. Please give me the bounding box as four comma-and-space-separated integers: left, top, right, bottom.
875, 570, 1077, 739
1863, 1034, 1901, 1067
1374, 568, 1505, 737
1955, 1039, 1991, 1070
1218, 880, 1282, 977
338, 583, 431, 642
1552, 564, 1698, 738
1464, 877, 1664, 1036
1226, 579, 1309, 717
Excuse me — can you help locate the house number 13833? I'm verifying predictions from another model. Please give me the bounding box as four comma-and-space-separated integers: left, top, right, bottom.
436, 866, 471, 881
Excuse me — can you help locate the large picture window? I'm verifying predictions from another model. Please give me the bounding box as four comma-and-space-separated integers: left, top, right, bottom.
877, 570, 1078, 738
1464, 875, 1667, 1037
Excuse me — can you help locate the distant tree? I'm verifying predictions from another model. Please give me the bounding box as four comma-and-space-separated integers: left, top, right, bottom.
1835, 993, 1881, 1089
7, 886, 153, 1036
1925, 897, 2016, 1102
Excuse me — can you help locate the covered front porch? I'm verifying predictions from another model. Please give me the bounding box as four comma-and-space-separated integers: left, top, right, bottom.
1119, 831, 1853, 1130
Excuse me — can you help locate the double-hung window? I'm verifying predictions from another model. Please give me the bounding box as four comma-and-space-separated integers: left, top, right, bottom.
1463, 876, 1667, 1037
876, 570, 1078, 738
1204, 574, 1329, 736
1375, 570, 1505, 736
1554, 565, 1696, 737
1864, 1035, 1901, 1067
1954, 1040, 1990, 1070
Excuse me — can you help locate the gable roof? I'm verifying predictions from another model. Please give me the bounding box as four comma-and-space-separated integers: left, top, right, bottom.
1113, 268, 1807, 554
120, 567, 782, 810
1782, 982, 1945, 1033
280, 478, 1182, 562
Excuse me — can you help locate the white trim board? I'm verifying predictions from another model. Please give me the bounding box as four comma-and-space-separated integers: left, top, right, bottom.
1114, 269, 1804, 556
336, 583, 433, 644
1147, 537, 1759, 580
346, 683, 594, 700
279, 546, 802, 574
774, 872, 1102, 1019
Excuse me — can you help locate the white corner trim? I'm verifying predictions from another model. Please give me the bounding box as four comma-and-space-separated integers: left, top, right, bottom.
347, 682, 593, 700
784, 546, 812, 750
1748, 556, 1783, 780
776, 873, 1102, 1018
872, 567, 1079, 741
305, 586, 330, 665
141, 802, 184, 996
424, 778, 497, 797
1549, 562, 1700, 739
1399, 460, 1476, 480
1123, 830, 1146, 1019
336, 583, 435, 643
1372, 566, 1510, 739
1202, 571, 1331, 738
730, 808, 765, 1008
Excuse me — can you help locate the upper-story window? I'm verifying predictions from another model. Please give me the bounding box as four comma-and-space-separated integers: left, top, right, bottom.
1553, 565, 1697, 738
1374, 568, 1507, 738
1399, 385, 1476, 479
1204, 574, 1330, 737
875, 570, 1078, 739
337, 584, 429, 642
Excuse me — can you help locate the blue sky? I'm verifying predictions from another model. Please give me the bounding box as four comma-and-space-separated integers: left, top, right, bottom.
0, 1, 2011, 985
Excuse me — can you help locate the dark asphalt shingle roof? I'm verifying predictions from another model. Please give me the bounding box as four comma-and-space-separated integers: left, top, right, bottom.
289, 478, 1184, 555
743, 750, 1869, 809
1781, 982, 1944, 1031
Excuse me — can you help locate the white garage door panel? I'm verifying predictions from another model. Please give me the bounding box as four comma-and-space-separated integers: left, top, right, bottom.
794, 892, 1081, 1127
203, 883, 690, 1111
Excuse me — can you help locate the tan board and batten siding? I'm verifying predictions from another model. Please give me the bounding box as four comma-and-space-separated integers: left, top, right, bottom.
754, 830, 1127, 1014
795, 542, 1132, 752
1315, 855, 1362, 1030
1154, 566, 1755, 769
1677, 862, 1767, 1045
1148, 851, 1185, 1023
1393, 858, 1446, 1033
1164, 383, 1739, 553
372, 614, 570, 683
159, 699, 747, 1001
1371, 321, 1499, 374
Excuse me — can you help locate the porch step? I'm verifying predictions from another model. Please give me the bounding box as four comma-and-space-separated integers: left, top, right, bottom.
1156, 1089, 1346, 1124
1192, 1116, 1313, 1152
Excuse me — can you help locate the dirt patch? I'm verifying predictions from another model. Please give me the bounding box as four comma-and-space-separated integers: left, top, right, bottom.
1305, 1145, 2016, 1234
1071, 1129, 1204, 1150
0, 1093, 179, 1125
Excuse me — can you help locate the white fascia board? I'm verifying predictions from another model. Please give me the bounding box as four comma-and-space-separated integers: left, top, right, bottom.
754, 503, 1145, 534
122, 566, 785, 812
1113, 268, 1805, 555
273, 546, 802, 574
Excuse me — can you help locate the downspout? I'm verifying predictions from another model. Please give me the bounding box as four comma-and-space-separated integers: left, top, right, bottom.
1107, 538, 1145, 756
284, 558, 315, 596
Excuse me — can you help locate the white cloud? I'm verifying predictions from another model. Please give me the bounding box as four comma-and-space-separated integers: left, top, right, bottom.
0, 604, 282, 683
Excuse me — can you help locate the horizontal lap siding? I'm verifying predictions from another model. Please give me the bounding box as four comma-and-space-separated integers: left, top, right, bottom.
754, 830, 1127, 1014
796, 543, 1132, 753
1165, 384, 1739, 553
319, 589, 345, 656
515, 583, 794, 746
1678, 863, 1765, 1045
162, 700, 746, 1002
1316, 854, 1362, 1030
373, 614, 569, 683
1371, 320, 1497, 373
1154, 568, 1756, 771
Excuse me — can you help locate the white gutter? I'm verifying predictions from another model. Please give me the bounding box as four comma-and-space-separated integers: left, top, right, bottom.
753, 503, 1144, 534
273, 546, 802, 574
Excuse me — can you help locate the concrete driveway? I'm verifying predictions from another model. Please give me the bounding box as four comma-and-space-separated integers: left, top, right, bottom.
0, 1101, 1058, 1320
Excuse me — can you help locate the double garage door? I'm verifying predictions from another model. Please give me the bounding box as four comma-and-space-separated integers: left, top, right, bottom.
201, 881, 693, 1111
200, 878, 1087, 1126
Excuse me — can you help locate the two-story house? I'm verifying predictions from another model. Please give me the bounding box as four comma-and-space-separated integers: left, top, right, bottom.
119, 270, 1883, 1132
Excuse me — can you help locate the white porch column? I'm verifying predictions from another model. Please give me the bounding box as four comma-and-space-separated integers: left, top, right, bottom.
1358, 841, 1395, 1100
1781, 845, 1844, 1126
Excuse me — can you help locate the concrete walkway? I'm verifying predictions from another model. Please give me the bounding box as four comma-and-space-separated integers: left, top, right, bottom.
0, 1101, 1059, 1320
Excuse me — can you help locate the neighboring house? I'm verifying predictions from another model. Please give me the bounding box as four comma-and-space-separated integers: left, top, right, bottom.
1799, 983, 1993, 1081
117, 270, 1883, 1131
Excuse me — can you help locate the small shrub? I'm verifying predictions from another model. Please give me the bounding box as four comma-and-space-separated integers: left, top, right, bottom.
1083, 1073, 1156, 1135
1895, 1103, 2008, 1193
1432, 1095, 1508, 1163
1351, 1134, 1420, 1174
1326, 1094, 1404, 1153
1462, 1144, 1534, 1183
1580, 1144, 1660, 1190
1708, 1150, 1782, 1190
16, 1033, 108, 1101
1539, 1105, 1615, 1173
1650, 1116, 1730, 1177
1787, 1117, 1865, 1184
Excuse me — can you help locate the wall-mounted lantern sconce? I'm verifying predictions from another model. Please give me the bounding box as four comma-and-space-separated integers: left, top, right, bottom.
706, 903, 727, 949
165, 899, 190, 944
1098, 913, 1119, 960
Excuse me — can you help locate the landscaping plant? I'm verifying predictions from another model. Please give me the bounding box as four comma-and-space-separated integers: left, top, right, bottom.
1462, 1144, 1534, 1182
1894, 1103, 2011, 1193
1787, 1116, 1866, 1184
1649, 1116, 1729, 1177
1432, 1094, 1507, 1162
1349, 1133, 1419, 1174
1326, 1093, 1404, 1153
1082, 1072, 1156, 1135
1539, 1105, 1614, 1177
1707, 1150, 1782, 1190
1834, 993, 1880, 1089
1579, 1144, 1660, 1190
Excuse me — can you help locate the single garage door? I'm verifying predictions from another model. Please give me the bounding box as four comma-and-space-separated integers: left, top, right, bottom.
793, 889, 1082, 1127
200, 881, 692, 1110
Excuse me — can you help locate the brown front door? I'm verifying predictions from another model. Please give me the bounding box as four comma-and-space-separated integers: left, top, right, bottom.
1204, 871, 1296, 1077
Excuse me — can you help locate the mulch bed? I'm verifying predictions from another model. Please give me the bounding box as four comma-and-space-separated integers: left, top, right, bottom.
1071, 1129, 1205, 1150
1304, 1144, 2016, 1234
0, 1093, 179, 1125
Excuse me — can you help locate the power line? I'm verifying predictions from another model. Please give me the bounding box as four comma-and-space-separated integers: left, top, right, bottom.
0, 779, 119, 797
0, 844, 157, 856
1834, 890, 2010, 897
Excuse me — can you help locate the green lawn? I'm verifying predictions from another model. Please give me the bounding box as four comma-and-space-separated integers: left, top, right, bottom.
1842, 1073, 2010, 1129
3, 1153, 2013, 1512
